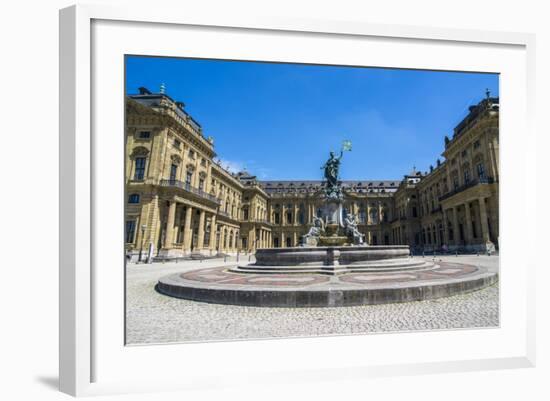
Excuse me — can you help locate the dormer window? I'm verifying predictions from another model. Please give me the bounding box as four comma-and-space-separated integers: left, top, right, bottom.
138, 131, 151, 139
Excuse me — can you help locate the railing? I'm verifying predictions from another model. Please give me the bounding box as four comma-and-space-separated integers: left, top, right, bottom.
438, 177, 495, 202
160, 179, 220, 204
247, 219, 273, 225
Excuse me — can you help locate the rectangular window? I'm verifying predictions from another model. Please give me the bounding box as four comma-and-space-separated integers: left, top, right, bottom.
186, 171, 193, 185
174, 139, 181, 148
170, 164, 178, 182
464, 169, 471, 184
477, 163, 485, 179
138, 131, 151, 139
125, 220, 136, 243
473, 140, 481, 149
128, 193, 140, 204
198, 178, 205, 191
134, 157, 146, 180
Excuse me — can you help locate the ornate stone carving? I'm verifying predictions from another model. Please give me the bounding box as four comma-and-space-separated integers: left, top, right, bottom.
170, 154, 182, 165
130, 146, 150, 158
302, 216, 325, 247
343, 213, 364, 245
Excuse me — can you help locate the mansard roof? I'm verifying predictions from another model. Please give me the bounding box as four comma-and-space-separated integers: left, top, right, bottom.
258, 180, 400, 194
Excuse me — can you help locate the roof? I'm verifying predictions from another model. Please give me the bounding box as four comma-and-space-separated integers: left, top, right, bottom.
128, 90, 203, 132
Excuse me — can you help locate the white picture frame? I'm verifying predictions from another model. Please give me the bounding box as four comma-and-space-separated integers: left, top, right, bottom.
59, 4, 536, 397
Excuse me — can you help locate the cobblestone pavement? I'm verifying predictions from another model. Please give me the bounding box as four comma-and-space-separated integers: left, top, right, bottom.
126, 255, 499, 345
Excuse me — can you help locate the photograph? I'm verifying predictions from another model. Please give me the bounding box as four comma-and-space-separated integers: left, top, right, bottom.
124, 56, 500, 344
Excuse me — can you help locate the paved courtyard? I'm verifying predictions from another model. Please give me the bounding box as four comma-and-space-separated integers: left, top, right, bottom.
126, 255, 499, 345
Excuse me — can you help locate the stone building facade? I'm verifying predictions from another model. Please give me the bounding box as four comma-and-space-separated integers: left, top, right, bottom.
125, 86, 499, 260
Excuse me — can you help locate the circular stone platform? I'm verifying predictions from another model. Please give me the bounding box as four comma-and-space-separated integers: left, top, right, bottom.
156, 260, 498, 307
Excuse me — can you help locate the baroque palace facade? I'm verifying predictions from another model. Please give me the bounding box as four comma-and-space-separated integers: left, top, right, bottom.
125, 86, 499, 261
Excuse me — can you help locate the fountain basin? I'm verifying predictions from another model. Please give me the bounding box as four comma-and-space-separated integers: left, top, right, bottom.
254, 245, 410, 267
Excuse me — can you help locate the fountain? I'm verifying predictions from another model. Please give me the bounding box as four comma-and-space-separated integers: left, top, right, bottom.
157, 142, 498, 307
230, 142, 423, 274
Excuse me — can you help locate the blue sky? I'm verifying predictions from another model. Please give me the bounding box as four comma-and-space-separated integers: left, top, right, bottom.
126, 56, 498, 180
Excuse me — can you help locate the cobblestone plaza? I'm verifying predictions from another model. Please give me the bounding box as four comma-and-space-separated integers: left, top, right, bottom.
126, 255, 498, 344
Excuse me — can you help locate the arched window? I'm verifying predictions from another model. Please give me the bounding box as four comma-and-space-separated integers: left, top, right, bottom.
369, 208, 379, 224
359, 207, 366, 223
131, 147, 149, 180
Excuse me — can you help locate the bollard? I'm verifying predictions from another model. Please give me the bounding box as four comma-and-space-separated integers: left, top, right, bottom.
224, 255, 227, 263
455, 250, 458, 257
422, 251, 425, 258
237, 253, 240, 262
248, 255, 251, 262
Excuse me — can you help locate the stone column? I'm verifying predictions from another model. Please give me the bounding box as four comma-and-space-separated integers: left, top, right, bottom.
478, 197, 494, 246
293, 232, 297, 247
281, 231, 285, 248
280, 205, 285, 226
164, 200, 177, 248
442, 209, 450, 245
209, 214, 217, 251
172, 205, 182, 244
196, 209, 206, 249
258, 227, 264, 248
464, 202, 474, 247
451, 207, 460, 246
183, 206, 193, 252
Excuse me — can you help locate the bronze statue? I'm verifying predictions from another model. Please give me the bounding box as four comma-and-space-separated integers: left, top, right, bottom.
322, 140, 352, 199
321, 150, 343, 189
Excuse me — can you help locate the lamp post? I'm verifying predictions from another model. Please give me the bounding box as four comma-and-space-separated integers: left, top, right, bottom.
138, 224, 147, 263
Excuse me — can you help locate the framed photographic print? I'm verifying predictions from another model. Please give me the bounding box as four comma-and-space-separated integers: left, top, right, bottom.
60, 4, 536, 397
